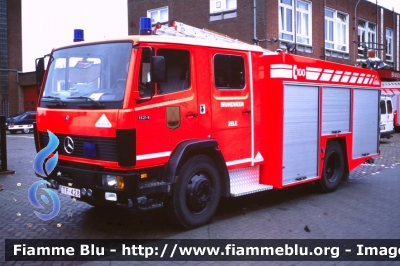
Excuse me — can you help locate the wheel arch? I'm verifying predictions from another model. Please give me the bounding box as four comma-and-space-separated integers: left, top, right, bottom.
163, 139, 230, 197
326, 137, 350, 181
325, 137, 349, 181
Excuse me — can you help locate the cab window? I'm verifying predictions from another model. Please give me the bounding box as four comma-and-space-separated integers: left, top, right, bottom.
213, 54, 245, 89
138, 48, 152, 98
157, 49, 190, 95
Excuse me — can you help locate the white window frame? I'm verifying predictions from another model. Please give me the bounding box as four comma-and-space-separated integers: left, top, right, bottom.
210, 0, 237, 14
278, 0, 312, 45
358, 20, 377, 57
279, 0, 294, 42
386, 28, 393, 62
147, 6, 168, 25
324, 8, 349, 52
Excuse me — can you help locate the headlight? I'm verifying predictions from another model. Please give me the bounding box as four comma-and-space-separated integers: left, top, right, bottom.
102, 175, 124, 189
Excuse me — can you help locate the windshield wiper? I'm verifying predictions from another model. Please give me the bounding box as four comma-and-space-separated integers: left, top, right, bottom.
42, 96, 65, 107
67, 96, 105, 108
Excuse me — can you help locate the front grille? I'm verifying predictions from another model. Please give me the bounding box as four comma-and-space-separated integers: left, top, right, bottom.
39, 132, 118, 162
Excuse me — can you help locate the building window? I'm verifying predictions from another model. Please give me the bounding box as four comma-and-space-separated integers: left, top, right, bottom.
358, 20, 376, 58
386, 28, 393, 62
325, 9, 348, 52
210, 0, 237, 13
210, 0, 237, 21
279, 0, 312, 45
147, 7, 168, 25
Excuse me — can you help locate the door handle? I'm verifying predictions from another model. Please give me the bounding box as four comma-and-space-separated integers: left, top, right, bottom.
186, 113, 198, 117
242, 110, 251, 114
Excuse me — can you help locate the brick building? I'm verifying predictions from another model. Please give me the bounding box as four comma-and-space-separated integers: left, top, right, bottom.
128, 0, 400, 80
0, 0, 22, 117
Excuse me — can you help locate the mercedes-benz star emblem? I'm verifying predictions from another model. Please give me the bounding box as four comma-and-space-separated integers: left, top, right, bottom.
65, 115, 69, 121
64, 136, 74, 154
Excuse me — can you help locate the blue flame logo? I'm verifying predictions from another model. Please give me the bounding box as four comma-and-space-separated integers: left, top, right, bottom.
33, 130, 59, 177
29, 130, 61, 221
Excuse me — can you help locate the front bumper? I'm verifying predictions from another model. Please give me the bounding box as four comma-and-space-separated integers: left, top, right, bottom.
42, 160, 171, 205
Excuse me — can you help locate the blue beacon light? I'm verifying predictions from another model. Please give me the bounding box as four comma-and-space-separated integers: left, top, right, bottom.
74, 29, 84, 42
139, 17, 152, 35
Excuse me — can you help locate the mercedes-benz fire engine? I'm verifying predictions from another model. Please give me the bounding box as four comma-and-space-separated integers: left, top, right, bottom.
34, 18, 381, 228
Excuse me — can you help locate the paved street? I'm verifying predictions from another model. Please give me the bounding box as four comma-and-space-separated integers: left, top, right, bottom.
0, 132, 399, 265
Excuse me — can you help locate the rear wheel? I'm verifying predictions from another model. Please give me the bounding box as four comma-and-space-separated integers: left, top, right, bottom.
320, 141, 344, 193
167, 155, 221, 228
23, 128, 30, 134
9, 130, 17, 134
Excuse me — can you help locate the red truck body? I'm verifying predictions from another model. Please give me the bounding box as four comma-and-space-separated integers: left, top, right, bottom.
34, 21, 381, 228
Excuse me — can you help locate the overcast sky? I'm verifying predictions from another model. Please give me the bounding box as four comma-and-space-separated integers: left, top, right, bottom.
21, 0, 400, 72
21, 0, 128, 72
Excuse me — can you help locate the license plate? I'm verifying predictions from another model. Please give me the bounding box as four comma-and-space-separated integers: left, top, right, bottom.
59, 185, 81, 198
380, 125, 385, 130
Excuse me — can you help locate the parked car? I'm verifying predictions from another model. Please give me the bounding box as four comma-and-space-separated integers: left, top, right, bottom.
6, 111, 36, 134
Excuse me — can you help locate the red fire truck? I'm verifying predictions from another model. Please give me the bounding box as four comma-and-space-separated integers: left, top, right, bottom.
34, 18, 381, 228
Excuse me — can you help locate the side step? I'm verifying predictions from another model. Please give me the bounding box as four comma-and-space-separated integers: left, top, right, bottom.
229, 166, 273, 197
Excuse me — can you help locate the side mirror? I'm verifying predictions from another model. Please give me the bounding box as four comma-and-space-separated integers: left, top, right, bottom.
35, 57, 45, 95
151, 56, 166, 82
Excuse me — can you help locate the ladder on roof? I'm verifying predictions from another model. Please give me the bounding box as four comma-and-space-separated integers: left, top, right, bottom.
153, 21, 252, 46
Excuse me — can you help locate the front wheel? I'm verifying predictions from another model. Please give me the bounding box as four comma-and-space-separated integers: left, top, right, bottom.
167, 155, 221, 229
319, 141, 344, 193
23, 128, 31, 134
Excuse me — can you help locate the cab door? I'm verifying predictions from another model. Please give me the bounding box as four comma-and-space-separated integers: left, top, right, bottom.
134, 46, 198, 167
380, 96, 394, 134
210, 50, 253, 168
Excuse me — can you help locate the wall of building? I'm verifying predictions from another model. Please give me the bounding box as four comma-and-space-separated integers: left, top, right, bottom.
7, 0, 22, 117
0, 0, 22, 117
128, 0, 267, 47
128, 0, 399, 74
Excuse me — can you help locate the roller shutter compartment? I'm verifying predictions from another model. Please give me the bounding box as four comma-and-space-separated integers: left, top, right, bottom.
283, 85, 319, 185
352, 89, 379, 158
322, 87, 350, 135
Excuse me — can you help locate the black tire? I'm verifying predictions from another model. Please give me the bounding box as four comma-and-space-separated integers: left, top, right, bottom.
320, 141, 344, 193
23, 128, 30, 134
9, 130, 17, 134
168, 155, 221, 229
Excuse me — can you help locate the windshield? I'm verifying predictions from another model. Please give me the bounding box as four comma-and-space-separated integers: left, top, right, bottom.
39, 42, 132, 109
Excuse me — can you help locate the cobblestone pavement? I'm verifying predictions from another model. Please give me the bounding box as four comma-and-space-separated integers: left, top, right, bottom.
0, 132, 399, 266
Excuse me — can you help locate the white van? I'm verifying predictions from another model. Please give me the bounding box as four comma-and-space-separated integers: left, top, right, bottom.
381, 81, 400, 132
380, 95, 394, 139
